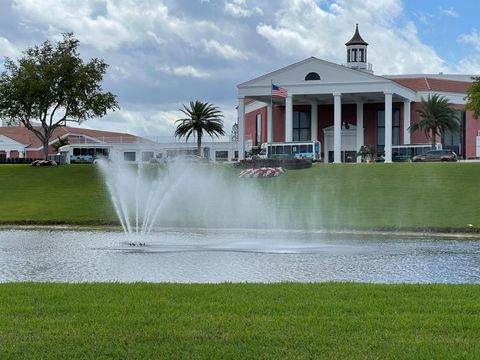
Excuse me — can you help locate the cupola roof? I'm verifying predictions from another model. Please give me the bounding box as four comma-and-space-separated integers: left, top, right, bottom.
345, 24, 368, 46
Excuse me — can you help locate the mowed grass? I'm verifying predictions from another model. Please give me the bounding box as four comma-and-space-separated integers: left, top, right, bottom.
261, 162, 480, 231
0, 164, 114, 224
1, 282, 479, 359
0, 162, 479, 231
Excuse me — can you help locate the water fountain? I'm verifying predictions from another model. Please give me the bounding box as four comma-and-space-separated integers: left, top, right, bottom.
97, 158, 274, 239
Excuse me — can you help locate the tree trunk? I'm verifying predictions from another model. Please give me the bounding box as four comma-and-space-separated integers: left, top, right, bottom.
197, 135, 202, 157
43, 139, 49, 160
431, 128, 436, 149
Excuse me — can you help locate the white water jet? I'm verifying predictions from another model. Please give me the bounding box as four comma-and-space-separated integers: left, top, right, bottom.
98, 159, 274, 236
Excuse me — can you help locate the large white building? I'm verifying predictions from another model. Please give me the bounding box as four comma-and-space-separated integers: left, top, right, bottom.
237, 25, 479, 162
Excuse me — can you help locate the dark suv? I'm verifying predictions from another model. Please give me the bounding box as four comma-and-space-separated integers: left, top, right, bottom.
412, 150, 457, 162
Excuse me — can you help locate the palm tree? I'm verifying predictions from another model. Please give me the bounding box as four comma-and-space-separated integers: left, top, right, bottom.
409, 94, 460, 149
175, 101, 225, 157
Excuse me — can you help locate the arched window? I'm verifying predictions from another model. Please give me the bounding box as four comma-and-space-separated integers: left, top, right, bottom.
305, 72, 321, 81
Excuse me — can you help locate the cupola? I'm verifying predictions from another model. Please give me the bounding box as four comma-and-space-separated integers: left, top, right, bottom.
345, 24, 372, 73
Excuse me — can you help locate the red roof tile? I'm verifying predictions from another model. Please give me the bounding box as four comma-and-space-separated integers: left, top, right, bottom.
0, 125, 139, 149
391, 77, 471, 93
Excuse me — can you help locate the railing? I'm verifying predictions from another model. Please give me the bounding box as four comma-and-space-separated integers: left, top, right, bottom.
341, 62, 372, 71
68, 135, 236, 145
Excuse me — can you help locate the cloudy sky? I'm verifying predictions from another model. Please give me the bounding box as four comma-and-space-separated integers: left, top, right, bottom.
0, 0, 479, 137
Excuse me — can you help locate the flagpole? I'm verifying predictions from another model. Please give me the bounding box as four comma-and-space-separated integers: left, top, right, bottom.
270, 79, 273, 148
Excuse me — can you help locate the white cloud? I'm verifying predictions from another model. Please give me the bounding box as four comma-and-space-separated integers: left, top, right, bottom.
458, 29, 480, 52
225, 0, 263, 18
456, 56, 480, 75
0, 36, 21, 58
158, 65, 210, 78
256, 0, 447, 74
82, 103, 237, 137
82, 108, 180, 136
202, 39, 247, 60
440, 7, 459, 18
12, 0, 221, 50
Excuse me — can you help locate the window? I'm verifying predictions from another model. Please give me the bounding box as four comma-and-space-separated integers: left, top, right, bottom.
377, 109, 401, 149
443, 111, 462, 155
377, 110, 385, 150
347, 49, 350, 62
256, 113, 262, 146
392, 110, 400, 145
359, 49, 364, 62
305, 72, 321, 81
352, 49, 357, 62
215, 151, 228, 161
124, 152, 136, 162
293, 111, 311, 141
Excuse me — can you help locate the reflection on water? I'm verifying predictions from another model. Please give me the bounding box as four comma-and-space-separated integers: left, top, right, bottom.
0, 229, 479, 283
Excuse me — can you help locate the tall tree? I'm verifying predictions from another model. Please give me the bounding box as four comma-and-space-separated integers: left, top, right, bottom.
465, 76, 480, 119
0, 33, 119, 159
409, 94, 459, 149
175, 101, 225, 157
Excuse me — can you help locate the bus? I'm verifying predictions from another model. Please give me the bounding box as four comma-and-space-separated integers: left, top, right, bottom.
259, 141, 321, 161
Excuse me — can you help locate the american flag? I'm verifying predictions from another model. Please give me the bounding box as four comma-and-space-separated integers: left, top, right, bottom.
271, 84, 288, 98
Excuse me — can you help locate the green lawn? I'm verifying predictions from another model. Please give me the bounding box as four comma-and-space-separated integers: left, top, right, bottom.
1, 282, 479, 359
262, 162, 480, 232
0, 164, 114, 224
0, 162, 479, 231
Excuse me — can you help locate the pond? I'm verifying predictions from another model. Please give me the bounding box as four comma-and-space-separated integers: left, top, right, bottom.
1, 229, 479, 283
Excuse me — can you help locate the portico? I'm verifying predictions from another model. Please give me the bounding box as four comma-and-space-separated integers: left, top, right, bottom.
237, 57, 415, 162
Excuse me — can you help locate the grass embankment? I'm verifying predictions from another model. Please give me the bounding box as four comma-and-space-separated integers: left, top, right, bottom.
262, 162, 480, 232
1, 283, 479, 359
0, 164, 114, 225
0, 162, 479, 231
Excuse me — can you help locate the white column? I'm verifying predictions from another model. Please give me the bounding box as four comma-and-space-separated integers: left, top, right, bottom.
403, 100, 411, 145
333, 93, 342, 163
384, 92, 393, 163
238, 97, 245, 160
310, 101, 318, 141
356, 101, 364, 163
19, 150, 24, 159
6, 151, 10, 158
267, 103, 273, 143
285, 95, 293, 142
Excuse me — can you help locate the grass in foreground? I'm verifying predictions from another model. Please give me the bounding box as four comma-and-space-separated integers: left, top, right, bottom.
1, 282, 480, 359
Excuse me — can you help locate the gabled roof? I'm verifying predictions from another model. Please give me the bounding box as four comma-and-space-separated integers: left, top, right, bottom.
389, 77, 471, 93
345, 24, 368, 46
238, 56, 385, 88
0, 126, 139, 149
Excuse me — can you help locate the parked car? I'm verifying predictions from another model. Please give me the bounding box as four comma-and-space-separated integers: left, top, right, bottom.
412, 150, 457, 162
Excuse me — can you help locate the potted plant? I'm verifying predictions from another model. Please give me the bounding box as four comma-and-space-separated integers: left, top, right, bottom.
357, 145, 377, 163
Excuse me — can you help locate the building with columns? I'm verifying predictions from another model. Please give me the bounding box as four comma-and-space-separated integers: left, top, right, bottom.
237, 25, 479, 163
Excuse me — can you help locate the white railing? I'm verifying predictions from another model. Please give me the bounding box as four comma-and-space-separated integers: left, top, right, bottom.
342, 62, 372, 71
68, 135, 236, 145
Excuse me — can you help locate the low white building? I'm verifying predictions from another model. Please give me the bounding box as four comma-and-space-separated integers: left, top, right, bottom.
0, 125, 238, 163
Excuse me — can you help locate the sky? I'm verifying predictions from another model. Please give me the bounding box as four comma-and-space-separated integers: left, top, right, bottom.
0, 0, 479, 137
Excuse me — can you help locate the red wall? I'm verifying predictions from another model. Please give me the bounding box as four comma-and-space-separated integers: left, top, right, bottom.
244, 101, 478, 157
245, 106, 267, 146
465, 110, 480, 158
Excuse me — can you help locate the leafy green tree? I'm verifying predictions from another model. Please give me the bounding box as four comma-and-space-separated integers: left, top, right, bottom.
0, 33, 119, 159
52, 136, 70, 152
175, 101, 225, 157
409, 94, 459, 149
465, 76, 480, 119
